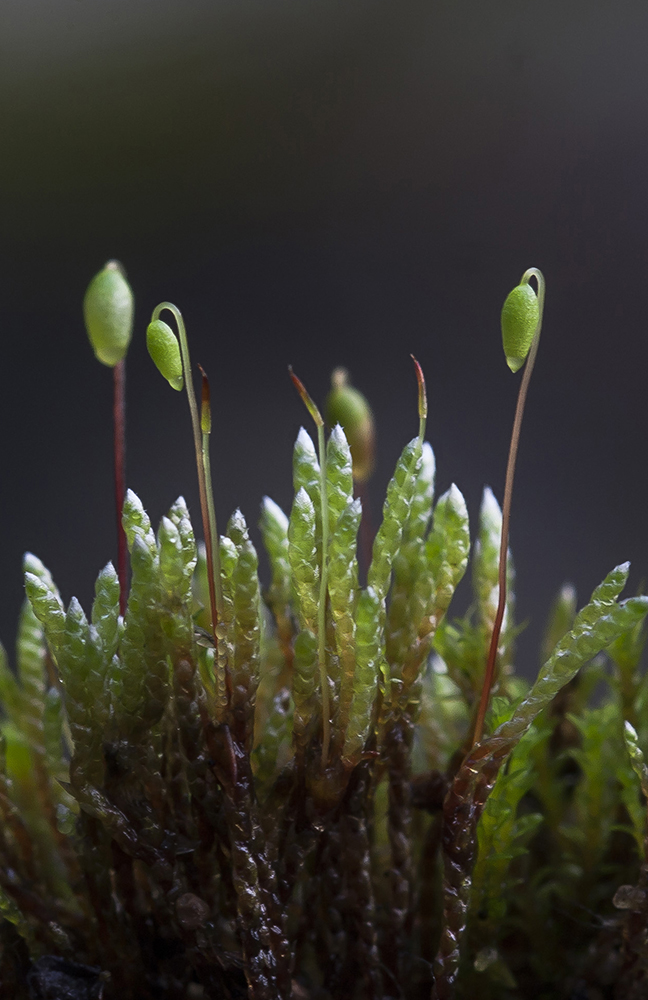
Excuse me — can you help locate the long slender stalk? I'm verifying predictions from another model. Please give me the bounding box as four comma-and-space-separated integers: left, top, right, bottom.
151, 303, 223, 652
199, 367, 223, 621
472, 268, 545, 746
112, 359, 128, 616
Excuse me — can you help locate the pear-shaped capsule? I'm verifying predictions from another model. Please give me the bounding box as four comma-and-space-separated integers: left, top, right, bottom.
83, 261, 134, 367
325, 368, 375, 482
501, 282, 539, 373
147, 319, 183, 390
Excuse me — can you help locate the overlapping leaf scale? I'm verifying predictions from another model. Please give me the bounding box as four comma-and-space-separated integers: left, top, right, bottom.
386, 442, 435, 697
91, 563, 121, 665
328, 498, 361, 747
343, 587, 383, 765
326, 425, 354, 530
343, 439, 422, 761
116, 491, 169, 737
472, 486, 515, 672
260, 497, 293, 657
368, 438, 422, 602
253, 689, 293, 793
288, 487, 319, 634
292, 629, 319, 755
621, 722, 648, 858
227, 510, 261, 751
215, 533, 238, 721
23, 554, 66, 659
293, 427, 321, 557
59, 598, 108, 786
433, 563, 648, 1000
15, 602, 47, 751
412, 485, 471, 707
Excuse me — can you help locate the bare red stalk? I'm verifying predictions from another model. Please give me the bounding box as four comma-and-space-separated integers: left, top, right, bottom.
472, 270, 544, 746
113, 359, 128, 616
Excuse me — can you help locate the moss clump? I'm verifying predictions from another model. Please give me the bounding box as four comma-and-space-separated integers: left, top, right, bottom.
1, 275, 648, 1000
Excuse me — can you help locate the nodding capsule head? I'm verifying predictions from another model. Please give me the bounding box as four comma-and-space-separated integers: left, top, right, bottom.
146, 319, 183, 390
501, 281, 539, 373
83, 260, 134, 367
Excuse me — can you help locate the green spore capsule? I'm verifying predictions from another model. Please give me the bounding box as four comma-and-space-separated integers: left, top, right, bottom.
83, 260, 134, 367
146, 319, 184, 390
501, 281, 539, 373
325, 368, 375, 482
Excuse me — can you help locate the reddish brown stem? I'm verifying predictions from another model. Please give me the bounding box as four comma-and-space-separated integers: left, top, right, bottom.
113, 359, 127, 616
472, 270, 544, 746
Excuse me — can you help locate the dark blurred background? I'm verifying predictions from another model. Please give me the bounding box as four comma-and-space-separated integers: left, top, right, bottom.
1, 0, 647, 675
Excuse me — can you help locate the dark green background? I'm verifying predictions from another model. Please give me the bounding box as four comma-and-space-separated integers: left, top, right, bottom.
2, 1, 647, 673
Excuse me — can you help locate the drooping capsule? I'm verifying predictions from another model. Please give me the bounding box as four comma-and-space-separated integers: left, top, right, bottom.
501, 281, 539, 373
83, 260, 134, 367
325, 368, 375, 482
146, 319, 184, 390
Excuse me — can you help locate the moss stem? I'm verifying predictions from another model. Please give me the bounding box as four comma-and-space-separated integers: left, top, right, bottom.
472, 268, 545, 746
152, 303, 223, 657
113, 359, 128, 616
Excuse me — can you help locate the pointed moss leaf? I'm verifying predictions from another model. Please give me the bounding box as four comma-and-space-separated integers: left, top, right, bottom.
14, 601, 49, 757
260, 496, 289, 556
288, 487, 319, 632
426, 484, 470, 624
259, 496, 292, 661
293, 427, 321, 502
624, 722, 648, 800
227, 508, 247, 547
219, 535, 238, 581
368, 437, 422, 601
494, 565, 646, 750
405, 441, 435, 543
166, 497, 197, 587
473, 487, 502, 621
122, 489, 157, 557
260, 496, 291, 601
16, 600, 46, 704
293, 427, 321, 551
24, 552, 59, 593
91, 563, 121, 660
158, 515, 188, 597
501, 281, 539, 373
24, 555, 66, 656
343, 586, 383, 764
83, 260, 134, 367
326, 424, 354, 530
147, 319, 183, 390
117, 534, 170, 734
385, 442, 436, 685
